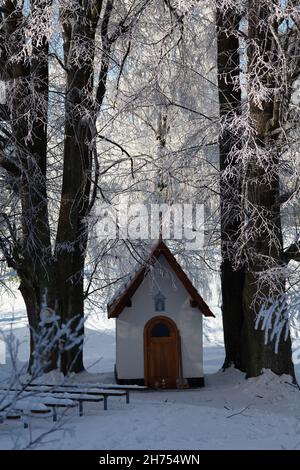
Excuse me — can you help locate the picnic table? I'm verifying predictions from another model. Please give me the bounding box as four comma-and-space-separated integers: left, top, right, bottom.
0, 381, 149, 424
0, 380, 146, 427
28, 381, 148, 406
27, 386, 129, 411
3, 384, 131, 412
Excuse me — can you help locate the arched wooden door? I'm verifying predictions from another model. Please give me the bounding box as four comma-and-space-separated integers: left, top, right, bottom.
144, 316, 180, 389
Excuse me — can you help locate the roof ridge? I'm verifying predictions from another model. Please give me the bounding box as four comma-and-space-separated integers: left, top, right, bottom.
107, 240, 215, 318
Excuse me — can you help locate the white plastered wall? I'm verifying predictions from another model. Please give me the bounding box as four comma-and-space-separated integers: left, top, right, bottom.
115, 254, 204, 380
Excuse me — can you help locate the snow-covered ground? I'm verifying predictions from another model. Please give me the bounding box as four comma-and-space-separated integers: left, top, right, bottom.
0, 292, 300, 450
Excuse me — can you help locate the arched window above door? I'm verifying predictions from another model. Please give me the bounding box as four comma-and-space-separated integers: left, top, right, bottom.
151, 322, 171, 337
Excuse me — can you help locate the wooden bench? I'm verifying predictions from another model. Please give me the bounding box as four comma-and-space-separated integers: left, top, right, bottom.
4, 386, 126, 412
0, 395, 52, 428
34, 387, 128, 411
17, 381, 148, 412
85, 384, 148, 404
0, 390, 77, 422
0, 411, 30, 428
33, 395, 78, 421
28, 382, 148, 407
36, 392, 104, 416
58, 383, 148, 404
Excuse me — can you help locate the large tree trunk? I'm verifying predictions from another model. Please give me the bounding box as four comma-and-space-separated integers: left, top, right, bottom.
216, 8, 246, 371
3, 1, 57, 372
1, 1, 104, 374
19, 267, 58, 372
55, 5, 103, 374
241, 1, 294, 377
217, 2, 294, 377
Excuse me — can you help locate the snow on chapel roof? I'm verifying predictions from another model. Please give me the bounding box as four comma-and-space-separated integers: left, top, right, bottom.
107, 240, 215, 318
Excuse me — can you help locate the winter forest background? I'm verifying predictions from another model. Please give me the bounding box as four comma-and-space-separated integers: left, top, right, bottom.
0, 0, 300, 451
